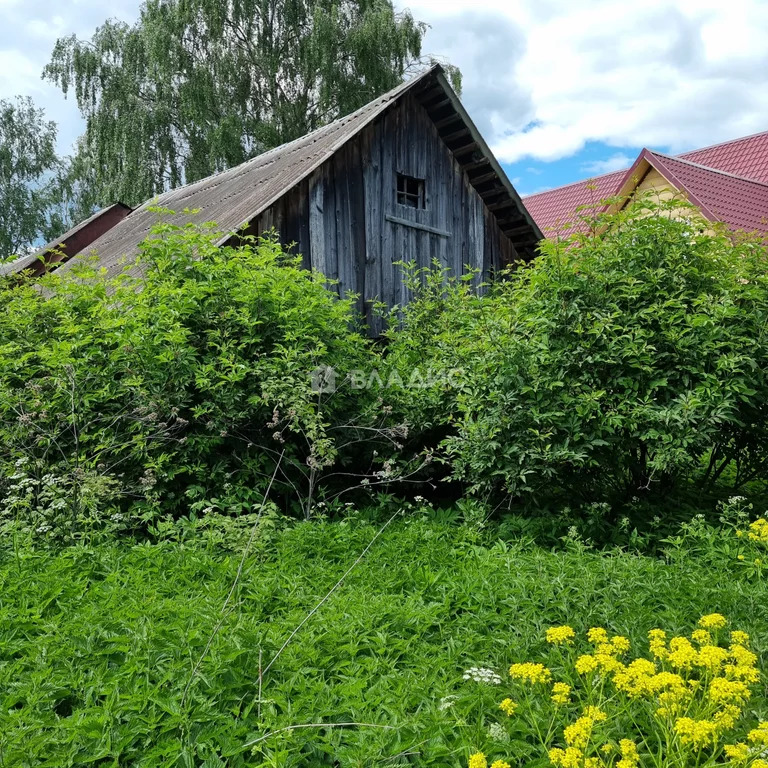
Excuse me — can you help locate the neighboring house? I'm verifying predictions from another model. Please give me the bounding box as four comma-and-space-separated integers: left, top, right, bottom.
524, 131, 768, 238
1, 65, 540, 335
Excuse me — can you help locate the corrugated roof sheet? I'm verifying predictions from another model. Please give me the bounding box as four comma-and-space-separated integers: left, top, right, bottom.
522, 170, 625, 235
57, 75, 423, 279
524, 130, 768, 233
0, 204, 131, 277
682, 130, 768, 184
646, 151, 768, 235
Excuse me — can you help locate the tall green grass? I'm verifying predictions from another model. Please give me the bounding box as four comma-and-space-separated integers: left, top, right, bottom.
1, 518, 766, 766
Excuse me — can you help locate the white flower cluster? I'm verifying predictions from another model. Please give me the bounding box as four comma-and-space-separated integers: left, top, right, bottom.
438, 695, 457, 711
488, 722, 510, 742
463, 666, 502, 685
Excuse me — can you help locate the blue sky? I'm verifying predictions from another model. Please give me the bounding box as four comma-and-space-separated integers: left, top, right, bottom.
1, 0, 767, 200
503, 142, 644, 198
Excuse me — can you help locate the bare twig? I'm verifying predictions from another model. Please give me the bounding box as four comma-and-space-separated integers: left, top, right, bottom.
259, 508, 401, 682
257, 646, 263, 721
181, 451, 285, 710
242, 722, 397, 749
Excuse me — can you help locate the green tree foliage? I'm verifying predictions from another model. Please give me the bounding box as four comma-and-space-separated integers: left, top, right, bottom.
0, 96, 67, 259
0, 218, 388, 541
387, 199, 768, 509
44, 0, 439, 208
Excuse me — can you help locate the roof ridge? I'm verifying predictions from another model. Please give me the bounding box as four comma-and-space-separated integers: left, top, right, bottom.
648, 149, 768, 187
678, 128, 768, 158
522, 168, 624, 199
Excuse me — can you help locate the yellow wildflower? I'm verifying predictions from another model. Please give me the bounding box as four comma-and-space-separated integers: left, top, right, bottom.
648, 671, 687, 694
716, 705, 741, 731
753, 761, 768, 768
583, 706, 607, 722
617, 740, 639, 768
691, 629, 711, 645
468, 752, 487, 768
551, 682, 572, 706
600, 744, 613, 754
731, 631, 750, 646
613, 658, 655, 697
699, 613, 727, 630
546, 626, 576, 645
747, 722, 768, 746
587, 627, 609, 644
726, 663, 760, 683
490, 762, 511, 768
729, 643, 758, 668
656, 689, 688, 718
737, 554, 745, 561
726, 644, 760, 683
649, 629, 668, 660
509, 662, 552, 684
611, 635, 631, 653
564, 716, 595, 750
697, 644, 728, 673
674, 717, 717, 749
499, 698, 517, 717
548, 747, 583, 768
595, 642, 615, 657
723, 743, 750, 763
709, 677, 750, 706
584, 759, 600, 768
668, 636, 698, 670
596, 652, 624, 674
619, 739, 638, 757
748, 518, 768, 542
575, 654, 598, 674
548, 748, 564, 767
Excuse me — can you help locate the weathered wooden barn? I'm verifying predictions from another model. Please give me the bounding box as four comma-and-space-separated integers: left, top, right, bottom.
2, 65, 541, 334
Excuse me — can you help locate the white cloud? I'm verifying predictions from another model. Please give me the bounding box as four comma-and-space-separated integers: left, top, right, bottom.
0, 0, 142, 153
403, 0, 768, 163
580, 153, 632, 175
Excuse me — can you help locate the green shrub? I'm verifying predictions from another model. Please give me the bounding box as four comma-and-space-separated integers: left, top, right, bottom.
0, 217, 386, 540
387, 199, 768, 512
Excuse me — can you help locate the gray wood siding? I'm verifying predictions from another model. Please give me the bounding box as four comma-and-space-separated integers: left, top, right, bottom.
252, 93, 517, 335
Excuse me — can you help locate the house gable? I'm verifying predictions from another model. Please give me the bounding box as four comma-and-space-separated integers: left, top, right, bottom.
524, 130, 768, 236
606, 149, 768, 237
238, 90, 523, 334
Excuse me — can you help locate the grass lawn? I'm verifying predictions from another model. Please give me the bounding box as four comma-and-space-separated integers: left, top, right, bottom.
1, 516, 766, 767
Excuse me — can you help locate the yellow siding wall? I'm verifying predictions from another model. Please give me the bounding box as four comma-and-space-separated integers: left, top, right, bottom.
622, 167, 713, 233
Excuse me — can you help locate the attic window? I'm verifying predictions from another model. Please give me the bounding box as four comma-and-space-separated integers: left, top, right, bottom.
396, 173, 426, 209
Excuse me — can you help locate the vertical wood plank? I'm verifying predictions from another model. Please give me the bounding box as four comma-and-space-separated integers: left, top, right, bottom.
309, 170, 326, 279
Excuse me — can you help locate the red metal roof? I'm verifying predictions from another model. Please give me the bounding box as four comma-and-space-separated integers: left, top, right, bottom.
681, 130, 768, 184
639, 150, 768, 234
523, 169, 625, 235
524, 130, 768, 234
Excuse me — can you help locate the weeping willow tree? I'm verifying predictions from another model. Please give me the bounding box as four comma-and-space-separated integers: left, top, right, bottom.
0, 97, 68, 259
45, 0, 451, 209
